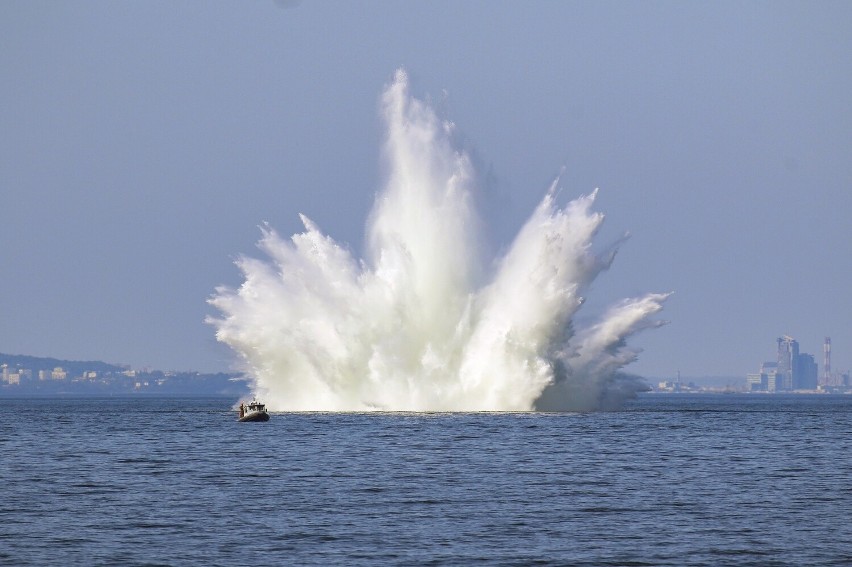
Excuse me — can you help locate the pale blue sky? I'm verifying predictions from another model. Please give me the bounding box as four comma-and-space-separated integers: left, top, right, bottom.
2, 1, 851, 377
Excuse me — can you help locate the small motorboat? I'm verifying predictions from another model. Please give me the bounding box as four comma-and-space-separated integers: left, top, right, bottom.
238, 399, 270, 422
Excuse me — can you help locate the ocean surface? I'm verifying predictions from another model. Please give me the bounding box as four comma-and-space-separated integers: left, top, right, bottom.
1, 394, 850, 566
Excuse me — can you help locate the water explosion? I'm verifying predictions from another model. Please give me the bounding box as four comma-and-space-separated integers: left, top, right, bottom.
208, 70, 669, 411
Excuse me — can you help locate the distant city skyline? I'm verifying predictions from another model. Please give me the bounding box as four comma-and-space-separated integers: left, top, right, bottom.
746, 335, 850, 392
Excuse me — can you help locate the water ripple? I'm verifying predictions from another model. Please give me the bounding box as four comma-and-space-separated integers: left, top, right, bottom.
0, 395, 850, 565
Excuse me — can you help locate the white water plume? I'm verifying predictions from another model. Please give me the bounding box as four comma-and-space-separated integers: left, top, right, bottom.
208, 69, 669, 411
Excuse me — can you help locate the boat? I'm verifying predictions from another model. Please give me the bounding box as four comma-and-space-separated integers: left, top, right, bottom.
238, 399, 270, 422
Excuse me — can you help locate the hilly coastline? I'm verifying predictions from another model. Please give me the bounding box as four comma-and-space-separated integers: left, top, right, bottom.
0, 352, 247, 397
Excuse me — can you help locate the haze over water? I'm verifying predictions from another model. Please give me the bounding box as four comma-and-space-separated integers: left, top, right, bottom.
209, 70, 668, 411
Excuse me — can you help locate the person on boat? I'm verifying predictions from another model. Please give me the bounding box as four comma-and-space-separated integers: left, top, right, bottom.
239, 402, 245, 419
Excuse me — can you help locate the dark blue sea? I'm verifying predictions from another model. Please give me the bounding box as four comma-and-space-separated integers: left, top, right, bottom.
1, 394, 850, 566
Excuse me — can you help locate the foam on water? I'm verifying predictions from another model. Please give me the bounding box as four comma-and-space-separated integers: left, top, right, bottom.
208, 69, 669, 411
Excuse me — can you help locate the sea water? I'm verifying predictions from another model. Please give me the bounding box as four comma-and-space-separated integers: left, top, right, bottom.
1, 394, 850, 566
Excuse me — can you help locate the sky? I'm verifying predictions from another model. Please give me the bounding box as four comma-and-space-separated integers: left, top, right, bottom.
2, 1, 851, 378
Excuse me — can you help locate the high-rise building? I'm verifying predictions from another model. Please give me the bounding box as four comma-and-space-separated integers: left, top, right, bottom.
777, 336, 799, 391
796, 353, 818, 390
760, 361, 778, 376
775, 336, 819, 390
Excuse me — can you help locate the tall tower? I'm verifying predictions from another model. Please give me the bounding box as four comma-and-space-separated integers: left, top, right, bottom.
777, 336, 799, 391
823, 337, 832, 386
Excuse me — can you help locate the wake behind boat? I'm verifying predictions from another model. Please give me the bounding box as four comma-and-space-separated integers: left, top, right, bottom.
238, 399, 269, 422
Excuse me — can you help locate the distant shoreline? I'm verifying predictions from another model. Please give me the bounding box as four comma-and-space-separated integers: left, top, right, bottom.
1, 351, 248, 397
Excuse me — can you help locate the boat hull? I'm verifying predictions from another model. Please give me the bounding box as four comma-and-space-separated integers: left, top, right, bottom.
238, 412, 269, 422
